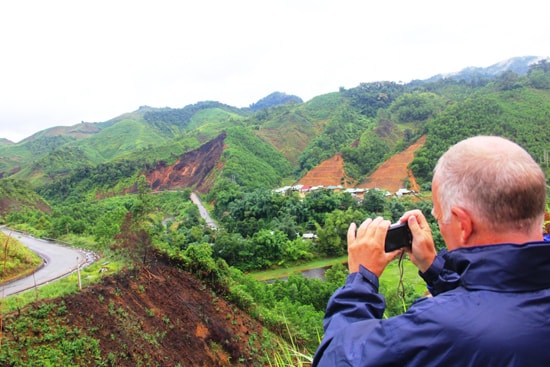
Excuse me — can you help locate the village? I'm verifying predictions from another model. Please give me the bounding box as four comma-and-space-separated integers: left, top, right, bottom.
273, 183, 416, 199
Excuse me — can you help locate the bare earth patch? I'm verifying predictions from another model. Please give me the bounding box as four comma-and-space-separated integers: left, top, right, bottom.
3, 259, 269, 366
359, 135, 426, 192
297, 135, 426, 193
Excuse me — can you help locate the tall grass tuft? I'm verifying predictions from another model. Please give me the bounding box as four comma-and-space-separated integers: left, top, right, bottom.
266, 314, 315, 367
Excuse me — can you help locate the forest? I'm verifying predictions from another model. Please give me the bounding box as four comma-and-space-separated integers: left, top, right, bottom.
0, 58, 549, 365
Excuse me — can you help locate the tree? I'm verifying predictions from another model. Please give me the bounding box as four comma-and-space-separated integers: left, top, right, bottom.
112, 175, 155, 265
94, 205, 127, 246
389, 199, 405, 222
493, 70, 524, 91
113, 212, 153, 265
183, 243, 224, 284
316, 208, 364, 256
342, 133, 389, 178
528, 69, 550, 89
250, 229, 288, 268
389, 92, 443, 123
324, 263, 348, 285
303, 189, 343, 226
271, 212, 300, 240
362, 189, 386, 214
212, 231, 247, 266
283, 237, 314, 262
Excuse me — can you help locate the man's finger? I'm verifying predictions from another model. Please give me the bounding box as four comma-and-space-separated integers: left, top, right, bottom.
347, 222, 357, 244
356, 217, 373, 238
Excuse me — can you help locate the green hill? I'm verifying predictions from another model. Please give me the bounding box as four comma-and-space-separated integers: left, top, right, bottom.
411, 87, 550, 185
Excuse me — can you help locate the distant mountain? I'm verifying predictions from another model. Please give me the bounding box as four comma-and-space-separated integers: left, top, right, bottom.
1, 56, 549, 197
19, 122, 101, 143
424, 55, 547, 82
248, 92, 303, 111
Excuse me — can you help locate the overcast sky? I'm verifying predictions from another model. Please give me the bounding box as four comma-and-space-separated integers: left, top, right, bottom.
1, 0, 548, 143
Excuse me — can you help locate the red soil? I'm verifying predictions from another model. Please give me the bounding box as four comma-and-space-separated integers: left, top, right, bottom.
3, 260, 269, 366
296, 135, 427, 193
359, 135, 426, 192
297, 154, 354, 187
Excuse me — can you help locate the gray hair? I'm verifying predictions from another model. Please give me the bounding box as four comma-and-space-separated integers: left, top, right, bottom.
433, 136, 547, 232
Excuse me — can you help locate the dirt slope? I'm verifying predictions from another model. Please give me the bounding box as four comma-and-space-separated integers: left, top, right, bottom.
3, 260, 269, 366
146, 132, 226, 194
296, 136, 426, 193
297, 154, 353, 187
359, 135, 426, 192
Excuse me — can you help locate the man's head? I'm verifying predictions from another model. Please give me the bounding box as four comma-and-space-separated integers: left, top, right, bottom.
432, 136, 546, 248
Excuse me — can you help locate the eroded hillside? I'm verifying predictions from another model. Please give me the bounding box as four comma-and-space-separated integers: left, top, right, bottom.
296, 136, 426, 193
359, 135, 426, 192
146, 132, 226, 194
2, 259, 270, 366
297, 154, 353, 187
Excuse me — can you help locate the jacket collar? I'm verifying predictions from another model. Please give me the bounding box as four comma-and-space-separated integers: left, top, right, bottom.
443, 241, 550, 292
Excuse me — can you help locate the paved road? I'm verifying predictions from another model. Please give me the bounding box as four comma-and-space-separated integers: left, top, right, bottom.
0, 228, 94, 296
190, 192, 217, 229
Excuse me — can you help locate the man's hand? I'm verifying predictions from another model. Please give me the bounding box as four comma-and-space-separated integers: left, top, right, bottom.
347, 217, 402, 276
401, 210, 437, 273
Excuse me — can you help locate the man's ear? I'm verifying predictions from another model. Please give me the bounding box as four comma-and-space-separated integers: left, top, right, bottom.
451, 207, 474, 245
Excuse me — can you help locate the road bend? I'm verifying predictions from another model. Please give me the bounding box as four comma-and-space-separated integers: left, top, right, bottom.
0, 228, 95, 297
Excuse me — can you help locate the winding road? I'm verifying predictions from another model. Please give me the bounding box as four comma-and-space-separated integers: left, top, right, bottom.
0, 228, 95, 297
1, 192, 209, 297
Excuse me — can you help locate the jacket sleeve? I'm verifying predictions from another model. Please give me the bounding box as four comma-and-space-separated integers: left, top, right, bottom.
419, 250, 460, 296
312, 265, 386, 366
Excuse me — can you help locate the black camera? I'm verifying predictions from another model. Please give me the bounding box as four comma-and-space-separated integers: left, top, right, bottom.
384, 222, 412, 252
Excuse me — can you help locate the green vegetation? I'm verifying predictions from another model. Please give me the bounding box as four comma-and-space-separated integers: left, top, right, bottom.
0, 302, 103, 366
0, 232, 42, 283
0, 179, 51, 223
412, 88, 550, 185
249, 91, 303, 111
222, 127, 295, 189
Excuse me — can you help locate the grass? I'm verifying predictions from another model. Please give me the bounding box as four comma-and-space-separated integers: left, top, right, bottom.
379, 256, 427, 295
0, 232, 42, 283
250, 254, 427, 294
266, 314, 316, 367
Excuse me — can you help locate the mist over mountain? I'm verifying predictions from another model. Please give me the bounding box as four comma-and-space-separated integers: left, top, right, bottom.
424, 55, 547, 83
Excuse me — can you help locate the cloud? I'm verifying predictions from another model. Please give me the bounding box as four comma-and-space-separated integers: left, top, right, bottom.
0, 0, 548, 142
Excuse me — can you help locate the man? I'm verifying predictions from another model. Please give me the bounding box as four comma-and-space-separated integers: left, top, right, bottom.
313, 136, 550, 366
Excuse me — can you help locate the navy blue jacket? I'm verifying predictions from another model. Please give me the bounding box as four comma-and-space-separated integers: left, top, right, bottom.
313, 242, 550, 366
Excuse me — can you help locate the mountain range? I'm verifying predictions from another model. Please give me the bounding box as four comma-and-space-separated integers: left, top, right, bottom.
1, 55, 549, 198
425, 55, 545, 82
